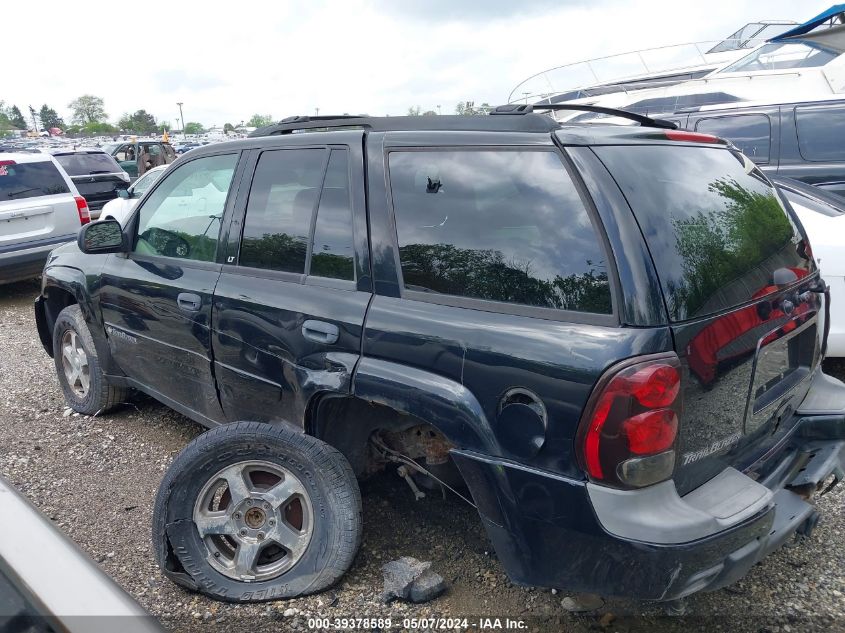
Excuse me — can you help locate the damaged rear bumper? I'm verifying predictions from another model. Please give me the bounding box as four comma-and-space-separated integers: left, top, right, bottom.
452, 374, 845, 602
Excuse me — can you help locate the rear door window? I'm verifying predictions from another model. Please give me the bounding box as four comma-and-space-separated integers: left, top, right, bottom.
0, 160, 70, 201
595, 145, 811, 321
795, 104, 845, 162
388, 150, 612, 315
238, 148, 327, 273
695, 114, 771, 164
55, 153, 122, 176
310, 150, 354, 281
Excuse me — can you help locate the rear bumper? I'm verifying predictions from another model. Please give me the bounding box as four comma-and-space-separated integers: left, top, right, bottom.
0, 235, 74, 284
453, 375, 845, 601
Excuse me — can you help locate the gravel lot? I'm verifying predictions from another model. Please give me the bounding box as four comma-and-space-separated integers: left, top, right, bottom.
1, 277, 844, 633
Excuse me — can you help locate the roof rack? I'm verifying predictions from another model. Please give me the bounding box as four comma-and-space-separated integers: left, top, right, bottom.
249, 113, 561, 137
491, 103, 678, 129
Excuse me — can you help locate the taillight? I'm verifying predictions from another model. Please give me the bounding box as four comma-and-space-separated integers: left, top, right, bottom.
0, 160, 16, 166
74, 196, 90, 225
664, 130, 723, 144
576, 354, 682, 489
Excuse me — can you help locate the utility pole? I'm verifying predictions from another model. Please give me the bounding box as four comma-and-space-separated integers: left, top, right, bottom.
29, 106, 39, 133
176, 102, 186, 139
315, 107, 320, 116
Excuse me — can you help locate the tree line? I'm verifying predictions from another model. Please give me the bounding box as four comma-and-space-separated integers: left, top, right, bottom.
2, 94, 498, 139
1, 94, 276, 138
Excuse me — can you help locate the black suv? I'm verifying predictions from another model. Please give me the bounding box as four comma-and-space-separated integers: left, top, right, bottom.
52, 150, 130, 219
34, 107, 845, 604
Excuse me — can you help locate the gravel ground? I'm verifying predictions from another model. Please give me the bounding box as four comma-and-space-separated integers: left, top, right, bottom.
1, 278, 844, 633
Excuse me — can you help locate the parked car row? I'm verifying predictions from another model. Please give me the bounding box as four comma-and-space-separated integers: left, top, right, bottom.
33, 108, 845, 605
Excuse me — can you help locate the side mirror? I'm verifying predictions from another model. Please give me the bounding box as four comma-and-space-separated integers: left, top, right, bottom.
77, 219, 126, 254
117, 188, 130, 199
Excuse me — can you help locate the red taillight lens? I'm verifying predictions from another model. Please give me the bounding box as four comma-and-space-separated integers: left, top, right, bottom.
664, 130, 723, 144
0, 160, 16, 167
577, 355, 682, 488
623, 409, 678, 454
75, 196, 90, 225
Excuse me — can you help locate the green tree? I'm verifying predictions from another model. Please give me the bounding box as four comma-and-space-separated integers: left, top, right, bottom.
39, 104, 64, 130
184, 121, 205, 135
246, 114, 274, 128
118, 110, 158, 134
422, 110, 438, 116
455, 101, 492, 116
68, 95, 107, 125
223, 122, 235, 134
0, 102, 16, 131
157, 122, 170, 133
9, 106, 26, 128
407, 106, 422, 116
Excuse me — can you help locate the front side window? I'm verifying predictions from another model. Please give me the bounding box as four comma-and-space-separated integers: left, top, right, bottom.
133, 153, 237, 262
696, 114, 771, 164
239, 149, 326, 273
388, 150, 612, 314
796, 104, 845, 162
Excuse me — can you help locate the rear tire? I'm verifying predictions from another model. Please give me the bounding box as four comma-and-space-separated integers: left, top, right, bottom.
152, 421, 362, 602
52, 305, 127, 415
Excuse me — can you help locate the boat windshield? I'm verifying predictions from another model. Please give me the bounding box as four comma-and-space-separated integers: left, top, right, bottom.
720, 40, 840, 73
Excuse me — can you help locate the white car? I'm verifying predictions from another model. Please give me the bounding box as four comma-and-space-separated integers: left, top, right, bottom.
100, 164, 167, 225
0, 151, 90, 284
774, 177, 845, 357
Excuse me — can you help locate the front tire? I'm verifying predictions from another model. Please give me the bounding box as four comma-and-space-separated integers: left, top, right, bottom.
152, 421, 363, 602
52, 304, 127, 415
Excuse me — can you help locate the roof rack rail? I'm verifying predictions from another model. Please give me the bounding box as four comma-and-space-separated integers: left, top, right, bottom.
249, 113, 561, 137
490, 103, 678, 129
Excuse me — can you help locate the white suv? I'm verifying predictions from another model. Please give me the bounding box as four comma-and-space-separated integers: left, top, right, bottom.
0, 151, 90, 284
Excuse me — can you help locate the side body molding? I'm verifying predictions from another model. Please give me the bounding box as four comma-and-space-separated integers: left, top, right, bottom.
352, 357, 499, 454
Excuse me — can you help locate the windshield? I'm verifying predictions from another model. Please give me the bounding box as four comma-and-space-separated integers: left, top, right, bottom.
721, 40, 839, 73
55, 153, 122, 176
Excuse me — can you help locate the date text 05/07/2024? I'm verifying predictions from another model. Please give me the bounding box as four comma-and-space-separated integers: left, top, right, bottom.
306, 617, 528, 630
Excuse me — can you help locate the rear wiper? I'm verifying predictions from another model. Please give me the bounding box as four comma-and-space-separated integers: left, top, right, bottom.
4, 188, 39, 198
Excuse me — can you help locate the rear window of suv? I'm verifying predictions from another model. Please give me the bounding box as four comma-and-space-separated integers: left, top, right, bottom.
388, 149, 612, 316
55, 152, 122, 176
0, 160, 70, 201
596, 145, 811, 321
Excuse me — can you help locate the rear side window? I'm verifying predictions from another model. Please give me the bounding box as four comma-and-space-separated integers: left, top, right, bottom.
695, 114, 771, 164
596, 146, 811, 321
55, 153, 121, 176
796, 104, 845, 162
239, 149, 326, 273
310, 150, 354, 280
388, 150, 612, 315
0, 161, 69, 201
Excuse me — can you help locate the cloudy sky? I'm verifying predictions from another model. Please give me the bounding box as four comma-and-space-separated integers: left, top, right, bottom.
3, 0, 832, 128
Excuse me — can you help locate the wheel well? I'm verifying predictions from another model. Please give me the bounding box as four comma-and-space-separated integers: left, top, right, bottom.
43, 286, 77, 353
307, 395, 460, 482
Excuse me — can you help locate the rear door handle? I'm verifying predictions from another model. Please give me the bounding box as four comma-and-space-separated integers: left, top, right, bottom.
302, 319, 339, 345
177, 292, 202, 312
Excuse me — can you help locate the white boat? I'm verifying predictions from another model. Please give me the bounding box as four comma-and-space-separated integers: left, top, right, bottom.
515, 6, 845, 123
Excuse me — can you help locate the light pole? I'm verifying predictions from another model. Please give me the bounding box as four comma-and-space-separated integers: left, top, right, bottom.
437, 105, 441, 115
176, 102, 186, 139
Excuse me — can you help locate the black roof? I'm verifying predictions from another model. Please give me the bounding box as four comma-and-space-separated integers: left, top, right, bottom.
249, 105, 677, 137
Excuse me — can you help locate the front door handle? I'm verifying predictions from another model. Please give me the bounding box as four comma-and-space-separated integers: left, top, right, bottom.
302, 319, 339, 345
177, 292, 202, 312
